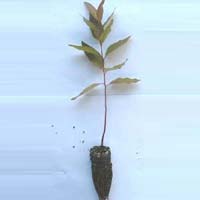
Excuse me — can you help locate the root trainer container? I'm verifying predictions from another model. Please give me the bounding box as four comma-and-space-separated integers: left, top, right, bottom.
90, 146, 113, 200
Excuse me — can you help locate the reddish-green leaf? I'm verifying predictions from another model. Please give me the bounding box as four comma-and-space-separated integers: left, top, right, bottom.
100, 18, 113, 43
83, 17, 97, 32
89, 14, 104, 40
109, 77, 140, 85
97, 0, 105, 22
103, 10, 115, 28
71, 83, 102, 100
69, 43, 100, 57
106, 36, 131, 56
84, 2, 98, 20
105, 59, 128, 72
81, 41, 103, 67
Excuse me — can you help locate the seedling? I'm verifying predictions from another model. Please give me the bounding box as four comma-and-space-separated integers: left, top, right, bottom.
69, 1, 140, 199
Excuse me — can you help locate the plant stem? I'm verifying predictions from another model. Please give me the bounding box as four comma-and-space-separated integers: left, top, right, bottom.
100, 42, 107, 147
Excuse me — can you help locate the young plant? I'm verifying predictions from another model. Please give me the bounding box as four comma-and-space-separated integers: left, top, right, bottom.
69, 1, 140, 199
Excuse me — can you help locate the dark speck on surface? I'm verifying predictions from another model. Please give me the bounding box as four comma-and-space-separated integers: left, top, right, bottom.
82, 131, 86, 134
51, 125, 54, 128
81, 140, 85, 144
72, 145, 76, 149
55, 132, 58, 135
73, 126, 75, 129
136, 152, 139, 155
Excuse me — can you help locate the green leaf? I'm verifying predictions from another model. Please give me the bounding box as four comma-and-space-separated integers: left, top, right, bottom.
83, 17, 97, 32
106, 36, 131, 56
71, 83, 102, 100
109, 77, 140, 85
103, 11, 115, 28
105, 59, 128, 72
84, 2, 98, 20
81, 41, 103, 67
97, 0, 105, 22
99, 18, 113, 43
69, 43, 100, 57
89, 14, 104, 40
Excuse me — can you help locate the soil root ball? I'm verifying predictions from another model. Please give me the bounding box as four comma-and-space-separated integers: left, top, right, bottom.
90, 146, 113, 200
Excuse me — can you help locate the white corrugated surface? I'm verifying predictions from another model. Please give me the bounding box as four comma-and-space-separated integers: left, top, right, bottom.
0, 0, 200, 199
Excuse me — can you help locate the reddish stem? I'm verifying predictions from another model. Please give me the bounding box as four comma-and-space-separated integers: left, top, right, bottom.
100, 42, 107, 147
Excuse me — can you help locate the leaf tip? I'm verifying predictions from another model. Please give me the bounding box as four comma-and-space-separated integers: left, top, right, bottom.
127, 35, 132, 40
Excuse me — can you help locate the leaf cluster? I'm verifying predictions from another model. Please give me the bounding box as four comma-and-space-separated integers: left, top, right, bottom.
69, 0, 140, 100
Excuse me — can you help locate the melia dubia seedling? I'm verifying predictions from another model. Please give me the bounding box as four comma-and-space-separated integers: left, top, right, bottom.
69, 0, 140, 199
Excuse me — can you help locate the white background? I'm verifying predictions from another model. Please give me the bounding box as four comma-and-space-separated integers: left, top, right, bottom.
0, 0, 200, 199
